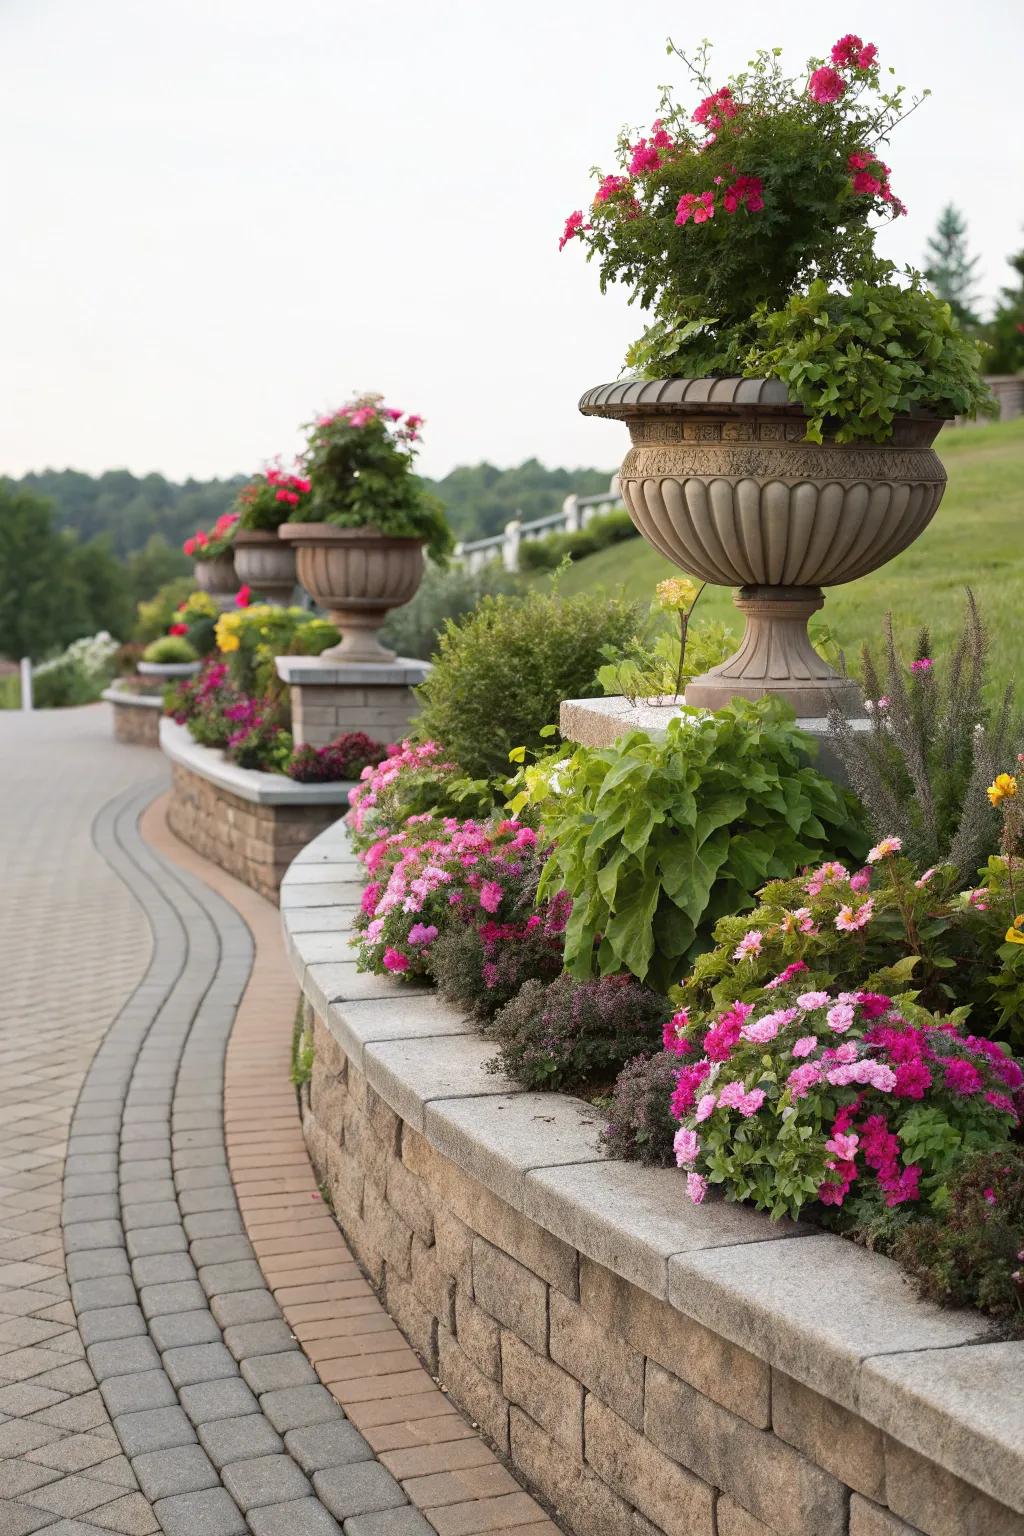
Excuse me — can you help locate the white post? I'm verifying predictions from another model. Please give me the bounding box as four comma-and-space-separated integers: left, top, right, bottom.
502, 518, 522, 574
19, 657, 33, 712
563, 494, 581, 533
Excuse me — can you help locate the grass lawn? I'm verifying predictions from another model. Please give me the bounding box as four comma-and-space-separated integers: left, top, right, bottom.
541, 417, 1024, 697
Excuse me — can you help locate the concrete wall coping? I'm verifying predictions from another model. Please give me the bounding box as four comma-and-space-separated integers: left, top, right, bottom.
102, 685, 164, 710
281, 818, 1024, 1517
159, 717, 355, 806
276, 655, 431, 687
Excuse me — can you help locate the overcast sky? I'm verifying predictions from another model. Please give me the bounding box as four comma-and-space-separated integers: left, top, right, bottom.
2, 0, 1021, 485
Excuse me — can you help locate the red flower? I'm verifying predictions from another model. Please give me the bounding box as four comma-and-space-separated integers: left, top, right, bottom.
234, 585, 252, 608
830, 34, 863, 67
808, 66, 846, 104
559, 210, 587, 251
169, 623, 189, 636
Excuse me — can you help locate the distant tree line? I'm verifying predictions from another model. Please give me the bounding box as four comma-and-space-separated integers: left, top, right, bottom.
924, 207, 1024, 373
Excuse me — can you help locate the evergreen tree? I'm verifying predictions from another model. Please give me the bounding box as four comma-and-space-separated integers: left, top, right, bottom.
985, 239, 1024, 374
924, 204, 981, 328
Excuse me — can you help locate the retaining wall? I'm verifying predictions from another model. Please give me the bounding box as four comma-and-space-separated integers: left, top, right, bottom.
283, 821, 1024, 1536
102, 685, 163, 746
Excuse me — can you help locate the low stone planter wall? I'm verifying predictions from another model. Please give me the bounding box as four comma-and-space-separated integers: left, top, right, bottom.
282, 823, 1024, 1536
102, 684, 163, 747
160, 718, 353, 901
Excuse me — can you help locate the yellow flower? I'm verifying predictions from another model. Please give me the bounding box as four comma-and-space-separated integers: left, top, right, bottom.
655, 577, 699, 613
182, 590, 218, 620
215, 612, 242, 653
987, 773, 1018, 807
1005, 915, 1024, 945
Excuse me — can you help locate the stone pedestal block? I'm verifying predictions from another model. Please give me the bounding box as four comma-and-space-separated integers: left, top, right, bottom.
276, 656, 430, 749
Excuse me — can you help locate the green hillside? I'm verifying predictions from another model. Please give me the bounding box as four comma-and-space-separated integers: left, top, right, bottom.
542, 418, 1024, 695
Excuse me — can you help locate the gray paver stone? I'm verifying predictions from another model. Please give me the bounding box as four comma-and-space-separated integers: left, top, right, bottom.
163, 1344, 238, 1390
312, 1464, 406, 1521
62, 1196, 121, 1224
63, 1221, 124, 1253
179, 1378, 259, 1426
222, 1322, 296, 1362
119, 1180, 176, 1205
66, 1253, 130, 1285
79, 1307, 147, 1347
113, 1405, 197, 1455
125, 1228, 187, 1261
198, 1262, 265, 1298
139, 1281, 207, 1319
87, 1338, 161, 1381
178, 1189, 236, 1216
343, 1512, 435, 1536
241, 1353, 317, 1395
197, 1414, 284, 1470
183, 1213, 245, 1243
222, 1452, 313, 1511
148, 1312, 222, 1352
209, 1292, 281, 1329
285, 1423, 375, 1475
152, 1487, 247, 1536
260, 1386, 344, 1434
133, 1443, 219, 1500
98, 1372, 176, 1418
130, 1254, 196, 1287
70, 1277, 137, 1313
247, 1498, 343, 1536
121, 1202, 180, 1232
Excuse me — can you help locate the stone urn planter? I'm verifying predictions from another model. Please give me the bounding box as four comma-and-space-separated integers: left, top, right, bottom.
579, 377, 948, 716
233, 530, 297, 606
137, 660, 201, 679
193, 550, 239, 600
278, 525, 425, 663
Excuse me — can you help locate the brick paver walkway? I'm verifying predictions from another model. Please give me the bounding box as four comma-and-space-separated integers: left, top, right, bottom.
0, 707, 558, 1536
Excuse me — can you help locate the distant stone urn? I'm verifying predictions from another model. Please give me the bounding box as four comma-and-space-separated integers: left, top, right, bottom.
233, 530, 297, 606
193, 551, 238, 600
579, 377, 947, 716
278, 525, 425, 663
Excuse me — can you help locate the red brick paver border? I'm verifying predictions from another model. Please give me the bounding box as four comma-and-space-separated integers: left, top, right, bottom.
142, 795, 560, 1535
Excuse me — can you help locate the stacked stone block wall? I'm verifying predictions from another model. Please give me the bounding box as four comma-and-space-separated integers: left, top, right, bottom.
109, 695, 162, 746
290, 682, 420, 749
168, 761, 338, 901
300, 1008, 1020, 1536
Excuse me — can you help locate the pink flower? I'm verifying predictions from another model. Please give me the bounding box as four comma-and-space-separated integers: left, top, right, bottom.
858, 992, 892, 1020
479, 881, 504, 914
360, 882, 381, 916
594, 174, 629, 204
686, 1171, 708, 1205
867, 838, 902, 863
944, 1058, 983, 1096
663, 1010, 692, 1056
826, 1061, 897, 1091
558, 210, 586, 252
825, 1131, 859, 1161
717, 1081, 749, 1110
836, 899, 874, 933
692, 191, 715, 224
983, 1186, 997, 1205
910, 658, 933, 675
786, 1062, 823, 1100
722, 174, 763, 214
884, 1165, 921, 1206
826, 1042, 858, 1065
732, 930, 763, 961
915, 868, 938, 889
737, 1088, 766, 1118
857, 43, 878, 68
673, 1128, 700, 1167
849, 870, 871, 893
852, 171, 882, 196
805, 861, 849, 896
695, 1093, 717, 1123
827, 1003, 856, 1033
628, 139, 662, 176
797, 991, 831, 1012
808, 66, 846, 104
848, 151, 874, 170
893, 1060, 933, 1099
704, 1001, 755, 1061
670, 1060, 712, 1118
831, 33, 864, 67
985, 1091, 1018, 1117
765, 960, 810, 991
780, 908, 815, 936
792, 1036, 818, 1058
382, 947, 408, 973
408, 923, 438, 947
234, 584, 252, 608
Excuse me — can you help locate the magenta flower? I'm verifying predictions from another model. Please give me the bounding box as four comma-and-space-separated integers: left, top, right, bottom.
808, 66, 846, 104
382, 948, 408, 973
910, 657, 933, 674
479, 880, 504, 914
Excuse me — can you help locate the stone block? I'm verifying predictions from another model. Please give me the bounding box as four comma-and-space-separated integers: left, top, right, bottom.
199, 1413, 285, 1470
849, 1495, 925, 1536
133, 1442, 220, 1500
716, 1496, 778, 1536
151, 1311, 224, 1351
472, 1237, 547, 1355
644, 1361, 847, 1536
509, 1405, 634, 1536
115, 1405, 198, 1455
241, 1352, 318, 1395
773, 1368, 885, 1502
384, 1269, 437, 1373
152, 1486, 248, 1536
884, 1435, 1024, 1536
583, 1255, 764, 1429
285, 1421, 376, 1474
222, 1451, 313, 1511
454, 1289, 500, 1382
410, 1237, 455, 1331
362, 1181, 412, 1278
549, 1289, 644, 1432
500, 1332, 583, 1458
431, 1203, 473, 1290
180, 1377, 260, 1425
312, 1461, 406, 1520
436, 1326, 509, 1455
584, 1394, 715, 1536
365, 1085, 403, 1156
365, 1036, 517, 1132
260, 1383, 345, 1434
387, 1161, 435, 1247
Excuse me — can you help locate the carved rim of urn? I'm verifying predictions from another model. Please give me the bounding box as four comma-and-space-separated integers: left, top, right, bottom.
233, 529, 298, 606
193, 550, 239, 600
579, 376, 948, 717
278, 524, 425, 663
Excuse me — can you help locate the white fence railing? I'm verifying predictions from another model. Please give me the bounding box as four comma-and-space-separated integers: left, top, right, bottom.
454, 476, 622, 574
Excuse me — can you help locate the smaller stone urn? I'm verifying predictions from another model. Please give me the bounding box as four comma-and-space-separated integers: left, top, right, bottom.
193, 551, 239, 601
580, 377, 948, 716
278, 525, 425, 663
233, 530, 297, 606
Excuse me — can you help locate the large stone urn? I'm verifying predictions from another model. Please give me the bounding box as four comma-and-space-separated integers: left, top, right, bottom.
193, 550, 239, 603
278, 525, 425, 663
579, 377, 947, 716
233, 530, 297, 606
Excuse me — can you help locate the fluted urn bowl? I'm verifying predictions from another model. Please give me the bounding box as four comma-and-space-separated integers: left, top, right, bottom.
193, 551, 239, 602
233, 530, 297, 606
279, 525, 425, 663
579, 377, 947, 715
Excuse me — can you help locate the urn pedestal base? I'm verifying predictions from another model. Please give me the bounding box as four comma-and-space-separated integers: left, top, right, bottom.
275, 655, 430, 749
685, 585, 863, 717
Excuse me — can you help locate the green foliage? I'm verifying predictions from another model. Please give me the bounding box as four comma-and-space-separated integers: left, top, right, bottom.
985, 239, 1024, 375
602, 1051, 680, 1165
741, 280, 995, 443
301, 397, 453, 562
426, 460, 614, 542
290, 1000, 315, 1089
924, 203, 981, 329
142, 635, 198, 664
486, 973, 668, 1094
413, 586, 639, 781
378, 561, 520, 662
595, 617, 735, 702
518, 509, 637, 572
134, 578, 197, 643
218, 606, 339, 700
517, 698, 866, 990
124, 535, 190, 606
829, 595, 1018, 880
890, 1147, 1024, 1334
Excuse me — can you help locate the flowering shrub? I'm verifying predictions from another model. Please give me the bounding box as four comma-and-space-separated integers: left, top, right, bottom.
213, 605, 338, 698
487, 973, 669, 1094
516, 697, 865, 990
32, 630, 120, 708
299, 394, 452, 562
288, 732, 389, 785
562, 34, 990, 439
236, 464, 312, 531
666, 981, 1022, 1223
602, 1051, 681, 1166
183, 511, 239, 560
166, 657, 291, 769
352, 816, 543, 981
142, 635, 197, 665
430, 882, 570, 1019
347, 740, 462, 852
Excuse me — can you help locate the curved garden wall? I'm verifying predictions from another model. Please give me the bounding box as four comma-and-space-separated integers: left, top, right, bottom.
282, 820, 1024, 1536
102, 684, 163, 746
161, 717, 353, 901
